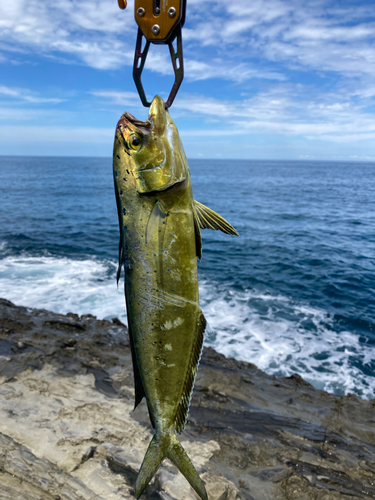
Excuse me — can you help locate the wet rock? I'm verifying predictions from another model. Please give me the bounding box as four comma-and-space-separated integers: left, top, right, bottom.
0, 298, 374, 500
112, 317, 126, 327
202, 473, 241, 500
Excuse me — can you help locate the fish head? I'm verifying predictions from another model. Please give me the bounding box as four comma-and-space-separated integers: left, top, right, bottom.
114, 96, 188, 194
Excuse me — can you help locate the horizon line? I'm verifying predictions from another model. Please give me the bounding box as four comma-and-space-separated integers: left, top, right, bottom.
1, 154, 375, 164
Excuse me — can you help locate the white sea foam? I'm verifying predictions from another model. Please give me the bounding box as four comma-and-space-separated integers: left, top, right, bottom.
199, 280, 375, 399
0, 255, 127, 322
0, 255, 374, 399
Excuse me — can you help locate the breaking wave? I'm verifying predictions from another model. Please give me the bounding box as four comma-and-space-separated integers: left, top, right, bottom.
200, 280, 375, 400
1, 254, 373, 400
0, 255, 126, 321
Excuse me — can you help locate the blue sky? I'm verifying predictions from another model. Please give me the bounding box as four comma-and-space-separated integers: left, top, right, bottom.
1, 0, 375, 159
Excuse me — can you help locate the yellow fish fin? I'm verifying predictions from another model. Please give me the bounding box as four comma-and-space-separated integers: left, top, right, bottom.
145, 200, 168, 244
193, 199, 239, 236
174, 311, 206, 434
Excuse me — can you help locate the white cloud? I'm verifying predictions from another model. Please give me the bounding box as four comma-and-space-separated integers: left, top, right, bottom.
185, 59, 286, 82
184, 0, 375, 80
0, 107, 52, 121
91, 86, 375, 144
0, 124, 113, 143
1, 0, 375, 84
0, 0, 135, 70
1, 0, 375, 158
90, 90, 139, 102
0, 85, 64, 103
306, 133, 375, 143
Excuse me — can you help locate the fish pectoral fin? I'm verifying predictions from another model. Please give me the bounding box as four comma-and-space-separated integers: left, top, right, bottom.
146, 200, 168, 245
174, 311, 206, 434
193, 200, 239, 236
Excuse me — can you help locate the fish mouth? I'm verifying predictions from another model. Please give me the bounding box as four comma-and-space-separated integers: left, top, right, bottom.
136, 156, 166, 173
115, 112, 152, 140
121, 112, 152, 131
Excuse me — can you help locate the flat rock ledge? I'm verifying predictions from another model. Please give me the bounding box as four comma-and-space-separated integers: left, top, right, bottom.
0, 298, 374, 500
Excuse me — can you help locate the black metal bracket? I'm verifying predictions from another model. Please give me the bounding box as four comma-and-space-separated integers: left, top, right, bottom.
133, 24, 184, 109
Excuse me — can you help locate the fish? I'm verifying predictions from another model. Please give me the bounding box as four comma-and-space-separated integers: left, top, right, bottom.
113, 95, 238, 500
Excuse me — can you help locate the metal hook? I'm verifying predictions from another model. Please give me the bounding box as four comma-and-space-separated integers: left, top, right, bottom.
133, 29, 151, 108
166, 25, 184, 109
133, 25, 184, 109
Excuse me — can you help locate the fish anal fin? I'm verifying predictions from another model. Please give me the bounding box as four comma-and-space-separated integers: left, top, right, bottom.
193, 200, 239, 236
127, 320, 146, 409
146, 200, 168, 245
174, 311, 206, 433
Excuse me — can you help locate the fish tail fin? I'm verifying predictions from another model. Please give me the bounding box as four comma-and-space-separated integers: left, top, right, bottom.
166, 434, 208, 500
134, 433, 164, 499
135, 431, 208, 500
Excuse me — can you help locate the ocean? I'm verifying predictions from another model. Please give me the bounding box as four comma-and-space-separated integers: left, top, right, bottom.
0, 156, 374, 399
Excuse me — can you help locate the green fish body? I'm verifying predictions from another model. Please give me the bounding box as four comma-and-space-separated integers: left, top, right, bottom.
113, 96, 238, 500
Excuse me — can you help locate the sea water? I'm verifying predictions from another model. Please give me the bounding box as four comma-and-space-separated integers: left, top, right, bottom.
0, 156, 374, 399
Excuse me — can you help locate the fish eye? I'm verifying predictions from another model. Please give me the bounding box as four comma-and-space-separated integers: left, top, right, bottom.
129, 134, 142, 151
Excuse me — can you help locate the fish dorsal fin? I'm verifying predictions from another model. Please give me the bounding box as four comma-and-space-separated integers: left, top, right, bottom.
193, 200, 239, 236
146, 200, 168, 244
174, 311, 206, 434
193, 212, 202, 260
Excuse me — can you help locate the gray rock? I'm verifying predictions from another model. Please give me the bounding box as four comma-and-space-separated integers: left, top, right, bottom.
0, 298, 374, 500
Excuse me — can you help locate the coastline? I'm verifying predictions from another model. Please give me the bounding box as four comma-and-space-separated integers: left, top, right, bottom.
0, 297, 374, 500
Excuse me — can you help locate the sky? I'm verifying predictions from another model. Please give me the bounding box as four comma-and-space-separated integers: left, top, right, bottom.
1, 0, 375, 160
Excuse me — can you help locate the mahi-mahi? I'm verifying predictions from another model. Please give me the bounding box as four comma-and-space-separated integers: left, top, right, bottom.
113, 96, 238, 500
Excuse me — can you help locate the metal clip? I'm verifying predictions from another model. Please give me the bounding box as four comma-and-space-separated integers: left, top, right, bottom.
120, 0, 186, 108
133, 24, 184, 108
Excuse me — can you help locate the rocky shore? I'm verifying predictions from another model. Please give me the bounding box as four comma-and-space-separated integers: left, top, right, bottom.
0, 297, 374, 500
